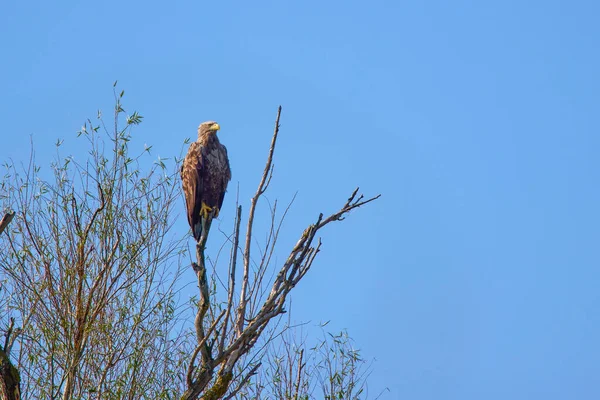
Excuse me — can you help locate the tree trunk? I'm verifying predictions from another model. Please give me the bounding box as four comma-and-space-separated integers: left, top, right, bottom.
0, 349, 19, 400
0, 213, 20, 400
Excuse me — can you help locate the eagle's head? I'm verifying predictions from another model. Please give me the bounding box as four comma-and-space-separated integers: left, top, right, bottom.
198, 121, 221, 137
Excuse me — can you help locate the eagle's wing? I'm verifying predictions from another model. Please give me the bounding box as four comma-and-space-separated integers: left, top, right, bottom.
217, 144, 231, 211
182, 142, 205, 239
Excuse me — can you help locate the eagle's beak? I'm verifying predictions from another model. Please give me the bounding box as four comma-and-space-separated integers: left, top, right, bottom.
211, 123, 220, 131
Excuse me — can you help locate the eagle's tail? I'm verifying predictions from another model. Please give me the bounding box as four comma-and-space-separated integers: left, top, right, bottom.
194, 203, 217, 246
193, 216, 213, 244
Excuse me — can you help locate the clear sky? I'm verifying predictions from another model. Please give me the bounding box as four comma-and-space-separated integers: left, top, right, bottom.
1, 1, 599, 398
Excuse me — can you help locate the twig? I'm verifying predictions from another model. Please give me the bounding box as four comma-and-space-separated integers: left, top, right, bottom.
222, 363, 262, 400
293, 348, 305, 399
317, 188, 381, 230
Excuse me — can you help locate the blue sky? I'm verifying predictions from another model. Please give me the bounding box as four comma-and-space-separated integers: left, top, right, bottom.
2, 0, 600, 398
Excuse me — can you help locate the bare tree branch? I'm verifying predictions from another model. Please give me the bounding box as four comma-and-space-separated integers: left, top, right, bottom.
317, 187, 381, 229
220, 205, 242, 355
293, 348, 305, 399
237, 106, 282, 337
222, 362, 261, 400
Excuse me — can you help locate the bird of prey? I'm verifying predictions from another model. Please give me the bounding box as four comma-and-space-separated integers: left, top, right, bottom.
181, 121, 231, 242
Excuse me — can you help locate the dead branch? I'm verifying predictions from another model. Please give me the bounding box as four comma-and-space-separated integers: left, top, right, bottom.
220, 205, 242, 355
222, 363, 261, 400
237, 106, 282, 337
317, 187, 381, 229
193, 244, 213, 368
293, 349, 305, 399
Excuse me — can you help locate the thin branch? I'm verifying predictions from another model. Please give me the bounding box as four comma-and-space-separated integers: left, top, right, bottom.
220, 205, 242, 354
293, 348, 305, 399
222, 362, 261, 400
187, 310, 226, 387
317, 187, 381, 230
237, 106, 282, 336
2, 318, 15, 354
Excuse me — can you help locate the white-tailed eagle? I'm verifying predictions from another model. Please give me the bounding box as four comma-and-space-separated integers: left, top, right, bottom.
181, 121, 231, 242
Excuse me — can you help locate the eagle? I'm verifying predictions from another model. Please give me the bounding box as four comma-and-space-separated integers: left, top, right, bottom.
181, 121, 231, 242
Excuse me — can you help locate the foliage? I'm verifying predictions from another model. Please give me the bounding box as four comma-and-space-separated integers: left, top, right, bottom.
235, 323, 382, 400
0, 87, 193, 399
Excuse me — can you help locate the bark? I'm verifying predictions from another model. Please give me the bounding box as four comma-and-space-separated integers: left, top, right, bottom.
0, 349, 19, 400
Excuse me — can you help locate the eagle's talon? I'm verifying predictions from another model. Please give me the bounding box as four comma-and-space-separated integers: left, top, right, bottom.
200, 202, 221, 219
200, 203, 213, 219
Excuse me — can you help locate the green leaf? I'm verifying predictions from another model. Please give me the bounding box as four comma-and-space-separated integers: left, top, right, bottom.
126, 111, 143, 125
